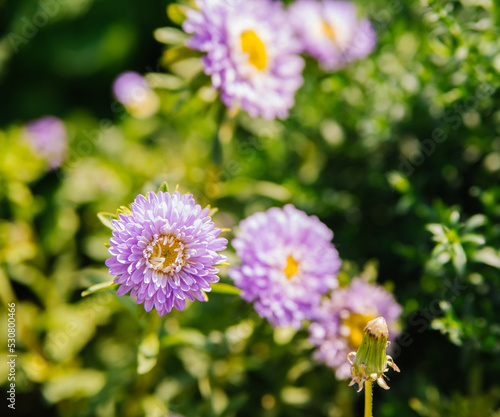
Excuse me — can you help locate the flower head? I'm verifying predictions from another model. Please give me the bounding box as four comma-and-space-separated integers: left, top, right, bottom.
183, 0, 304, 119
289, 0, 376, 70
229, 205, 341, 329
105, 191, 227, 315
112, 72, 160, 118
25, 116, 67, 169
348, 316, 400, 392
308, 278, 401, 380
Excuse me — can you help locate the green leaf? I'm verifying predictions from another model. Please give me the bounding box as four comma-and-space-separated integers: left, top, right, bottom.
97, 212, 117, 230
167, 4, 188, 25
463, 214, 487, 231
210, 283, 241, 296
461, 233, 485, 245
472, 247, 500, 268
158, 181, 169, 193
153, 27, 188, 45
208, 206, 219, 217
426, 223, 445, 240
137, 333, 160, 375
81, 280, 117, 297
452, 242, 466, 277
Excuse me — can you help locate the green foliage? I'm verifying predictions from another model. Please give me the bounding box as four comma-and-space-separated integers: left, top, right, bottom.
0, 0, 499, 416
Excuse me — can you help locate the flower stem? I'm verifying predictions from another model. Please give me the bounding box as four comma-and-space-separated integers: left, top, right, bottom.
364, 379, 373, 417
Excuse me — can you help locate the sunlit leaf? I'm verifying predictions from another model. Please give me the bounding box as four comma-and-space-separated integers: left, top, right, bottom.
210, 283, 241, 296
97, 212, 117, 230
81, 280, 117, 297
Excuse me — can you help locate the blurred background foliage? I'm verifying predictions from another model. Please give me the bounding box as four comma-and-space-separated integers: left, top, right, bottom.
1, 0, 500, 416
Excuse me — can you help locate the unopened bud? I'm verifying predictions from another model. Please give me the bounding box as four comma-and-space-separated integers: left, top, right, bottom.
347, 317, 400, 392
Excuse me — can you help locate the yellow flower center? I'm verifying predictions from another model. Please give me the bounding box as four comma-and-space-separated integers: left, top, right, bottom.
342, 313, 375, 349
283, 255, 299, 279
321, 20, 337, 42
148, 234, 185, 272
240, 30, 267, 71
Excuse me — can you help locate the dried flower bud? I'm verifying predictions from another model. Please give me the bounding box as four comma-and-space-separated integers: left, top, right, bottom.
347, 317, 400, 392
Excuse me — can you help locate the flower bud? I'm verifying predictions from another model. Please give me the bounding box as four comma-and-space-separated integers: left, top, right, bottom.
347, 317, 400, 392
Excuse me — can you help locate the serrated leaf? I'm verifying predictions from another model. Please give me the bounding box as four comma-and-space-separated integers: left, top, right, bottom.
210, 283, 241, 296
81, 280, 117, 297
97, 212, 117, 230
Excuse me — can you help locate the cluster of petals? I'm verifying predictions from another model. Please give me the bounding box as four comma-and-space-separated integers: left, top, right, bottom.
105, 191, 227, 315
308, 278, 402, 379
183, 0, 305, 119
229, 205, 341, 329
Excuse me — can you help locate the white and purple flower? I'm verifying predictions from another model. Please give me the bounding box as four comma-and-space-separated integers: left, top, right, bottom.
183, 0, 304, 119
308, 278, 402, 380
289, 0, 376, 70
105, 191, 227, 315
229, 205, 341, 329
25, 116, 67, 169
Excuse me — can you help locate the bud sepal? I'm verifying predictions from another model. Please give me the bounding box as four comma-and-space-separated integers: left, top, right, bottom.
347, 317, 400, 392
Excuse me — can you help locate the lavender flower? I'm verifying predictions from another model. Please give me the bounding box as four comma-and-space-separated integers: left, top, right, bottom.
112, 72, 159, 118
105, 191, 227, 315
289, 0, 376, 70
25, 116, 67, 169
229, 205, 341, 329
183, 0, 304, 120
308, 278, 402, 380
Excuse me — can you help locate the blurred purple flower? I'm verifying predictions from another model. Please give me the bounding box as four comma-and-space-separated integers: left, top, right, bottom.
229, 205, 341, 329
25, 116, 67, 169
289, 0, 376, 70
183, 0, 304, 120
105, 191, 227, 315
308, 278, 402, 380
112, 71, 159, 118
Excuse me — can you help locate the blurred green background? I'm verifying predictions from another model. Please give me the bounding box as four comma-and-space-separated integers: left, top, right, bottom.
1, 0, 500, 416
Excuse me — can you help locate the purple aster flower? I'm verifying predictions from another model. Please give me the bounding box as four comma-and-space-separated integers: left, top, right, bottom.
183, 0, 304, 120
112, 71, 159, 118
229, 205, 341, 329
25, 116, 67, 169
105, 191, 228, 315
308, 278, 402, 380
289, 0, 376, 71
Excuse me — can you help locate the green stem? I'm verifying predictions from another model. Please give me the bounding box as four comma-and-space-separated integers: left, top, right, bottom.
364, 379, 373, 417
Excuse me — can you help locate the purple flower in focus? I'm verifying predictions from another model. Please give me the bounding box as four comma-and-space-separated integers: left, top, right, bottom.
183, 0, 304, 120
308, 278, 402, 380
25, 116, 67, 169
289, 0, 376, 70
112, 72, 159, 118
105, 191, 228, 315
229, 205, 341, 329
